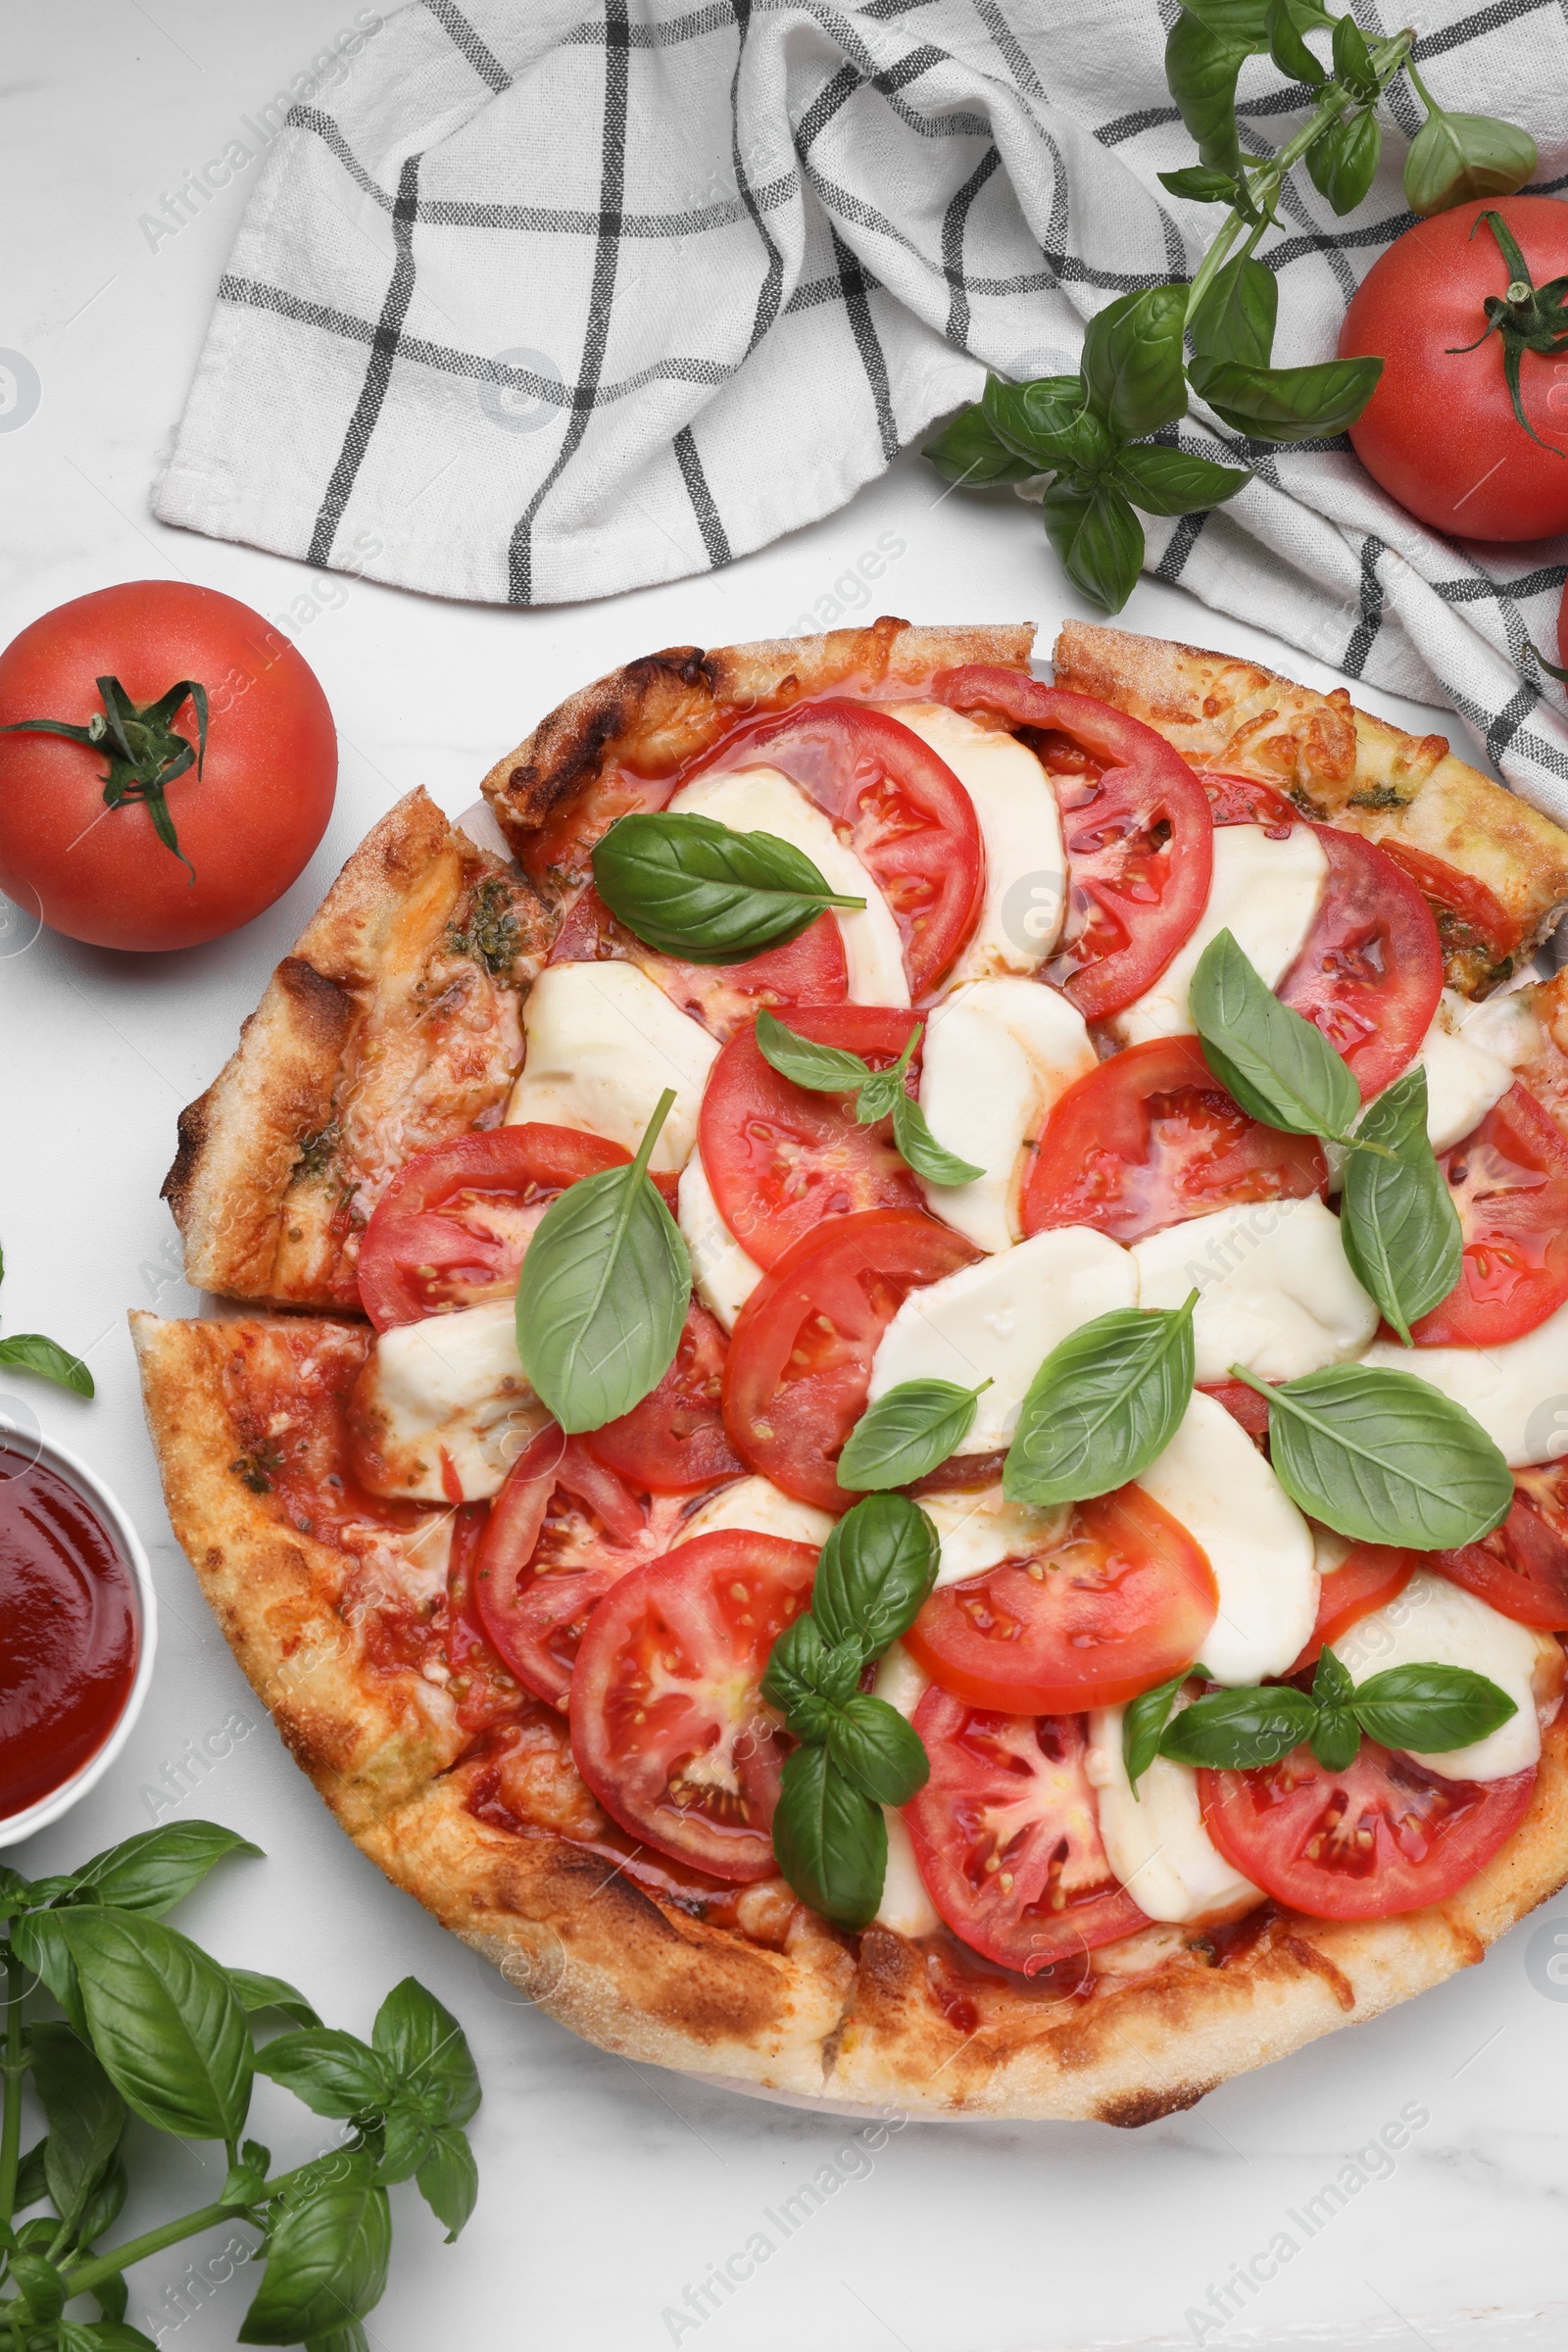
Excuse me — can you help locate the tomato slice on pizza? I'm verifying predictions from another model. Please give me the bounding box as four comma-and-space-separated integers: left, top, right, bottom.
548, 883, 848, 1040
1409, 1083, 1568, 1347
1276, 826, 1443, 1099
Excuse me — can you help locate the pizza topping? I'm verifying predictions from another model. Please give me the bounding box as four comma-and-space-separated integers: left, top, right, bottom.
505, 959, 719, 1173
1360, 1297, 1568, 1466
348, 1298, 550, 1502
752, 1008, 980, 1189
1290, 1536, 1414, 1670
583, 1301, 742, 1493
1408, 991, 1515, 1152
1276, 825, 1444, 1100
1404, 1083, 1568, 1348
914, 977, 1097, 1253
1328, 1572, 1556, 1782
1432, 1466, 1568, 1630
1132, 1195, 1379, 1384
1086, 1702, 1263, 1926
548, 881, 848, 1039
837, 1376, 993, 1494
1003, 1296, 1197, 1510
1134, 1391, 1318, 1686
1115, 821, 1328, 1048
866, 1226, 1139, 1456
680, 1473, 837, 1548
919, 1484, 1072, 1586
675, 1150, 763, 1332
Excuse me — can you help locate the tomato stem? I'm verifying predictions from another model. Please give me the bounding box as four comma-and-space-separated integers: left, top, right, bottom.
1, 672, 209, 881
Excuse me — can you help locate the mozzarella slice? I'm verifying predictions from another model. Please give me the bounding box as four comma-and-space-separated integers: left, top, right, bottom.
667, 765, 908, 1006
915, 978, 1097, 1251
1137, 1391, 1317, 1685
354, 1300, 550, 1501
1133, 1195, 1378, 1384
680, 1475, 836, 1548
1331, 1572, 1553, 1781
1360, 1298, 1568, 1467
866, 1226, 1138, 1452
677, 1151, 762, 1333
505, 960, 718, 1173
919, 1484, 1072, 1589
889, 701, 1065, 981
1115, 823, 1328, 1046
1456, 983, 1543, 1068
1414, 991, 1514, 1152
1086, 1704, 1264, 1925
870, 1640, 941, 1936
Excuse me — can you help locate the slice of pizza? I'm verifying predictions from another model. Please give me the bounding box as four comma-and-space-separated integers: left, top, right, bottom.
134, 615, 1568, 2121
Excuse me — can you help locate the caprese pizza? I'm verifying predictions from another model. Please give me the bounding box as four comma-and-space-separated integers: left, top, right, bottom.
134, 615, 1568, 2121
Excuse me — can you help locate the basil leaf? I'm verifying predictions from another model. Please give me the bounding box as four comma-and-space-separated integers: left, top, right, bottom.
222, 2137, 272, 2206
1351, 1661, 1518, 1754
1312, 1644, 1353, 1707
1110, 443, 1251, 516
0, 1332, 93, 1396
1306, 108, 1381, 215
30, 2024, 125, 2230
982, 373, 1109, 468
371, 1978, 480, 2127
1157, 164, 1243, 202
890, 1091, 983, 1186
1404, 109, 1537, 219
1123, 1671, 1189, 1795
1179, 0, 1269, 34
237, 2165, 392, 2344
514, 1092, 691, 1434
14, 2134, 49, 2213
838, 1377, 989, 1492
1158, 1683, 1320, 1769
1081, 285, 1190, 440
1041, 480, 1145, 614
1238, 1361, 1514, 1549
302, 2329, 372, 2352
1340, 1068, 1463, 1345
11, 2252, 67, 2323
1165, 10, 1258, 171
374, 2100, 434, 2185
66, 2324, 155, 2352
74, 2147, 128, 2251
1332, 10, 1378, 96
229, 1968, 323, 2031
416, 2124, 479, 2242
256, 2029, 392, 2120
55, 1908, 253, 2142
754, 1006, 873, 1094
1189, 254, 1278, 369
825, 1694, 930, 1808
11, 1909, 86, 2036
1188, 353, 1383, 442
760, 1614, 862, 1729
1265, 0, 1325, 81
70, 1821, 261, 1917
1308, 1702, 1360, 1770
591, 810, 864, 962
770, 1745, 887, 1931
921, 404, 1040, 487
811, 1493, 939, 1656
1190, 927, 1361, 1142
1004, 1296, 1198, 1508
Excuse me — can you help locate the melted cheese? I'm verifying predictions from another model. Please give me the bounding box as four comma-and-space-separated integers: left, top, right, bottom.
677, 1151, 762, 1333
680, 1476, 835, 1547
1456, 983, 1543, 1068
356, 1300, 549, 1501
1115, 822, 1328, 1046
1133, 1195, 1378, 1384
915, 978, 1097, 1252
889, 701, 1066, 981
920, 1484, 1072, 1589
667, 765, 908, 1006
1137, 1391, 1317, 1686
1331, 1572, 1553, 1781
505, 960, 718, 1172
1087, 1704, 1264, 1925
1360, 1298, 1568, 1467
1414, 991, 1514, 1152
866, 1226, 1138, 1451
870, 1641, 940, 1936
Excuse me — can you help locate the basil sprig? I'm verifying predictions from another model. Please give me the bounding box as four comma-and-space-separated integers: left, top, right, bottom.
1230, 1361, 1513, 1549
591, 809, 864, 963
0, 1241, 94, 1397
1339, 1066, 1463, 1345
0, 1821, 480, 2344
838, 1376, 991, 1492
1004, 1294, 1198, 1508
514, 1090, 690, 1434
754, 1008, 982, 1186
1154, 1645, 1517, 1776
1190, 927, 1369, 1150
763, 1494, 938, 1929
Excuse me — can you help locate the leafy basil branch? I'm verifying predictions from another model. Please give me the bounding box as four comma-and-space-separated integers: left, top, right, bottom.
754, 1009, 982, 1187
763, 1494, 938, 1928
925, 4, 1535, 612
0, 1821, 480, 2350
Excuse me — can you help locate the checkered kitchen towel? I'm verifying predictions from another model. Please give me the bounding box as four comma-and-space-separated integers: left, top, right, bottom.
155, 0, 1568, 820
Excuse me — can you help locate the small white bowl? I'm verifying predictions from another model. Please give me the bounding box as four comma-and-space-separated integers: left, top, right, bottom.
0, 1430, 159, 1850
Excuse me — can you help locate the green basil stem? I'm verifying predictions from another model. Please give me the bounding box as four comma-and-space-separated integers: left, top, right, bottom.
0, 1957, 21, 2232
1184, 31, 1415, 329
59, 2152, 330, 2298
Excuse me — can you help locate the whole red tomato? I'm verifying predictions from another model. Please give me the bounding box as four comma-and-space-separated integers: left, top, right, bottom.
1339, 196, 1568, 542
0, 581, 336, 950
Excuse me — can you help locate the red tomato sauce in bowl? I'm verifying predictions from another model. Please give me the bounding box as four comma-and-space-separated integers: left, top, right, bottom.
0, 1444, 139, 1820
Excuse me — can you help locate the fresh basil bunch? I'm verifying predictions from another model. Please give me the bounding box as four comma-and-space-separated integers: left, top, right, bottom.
754, 1009, 982, 1186
924, 5, 1534, 612
1126, 1644, 1516, 1788
763, 1494, 938, 1929
0, 1821, 480, 2350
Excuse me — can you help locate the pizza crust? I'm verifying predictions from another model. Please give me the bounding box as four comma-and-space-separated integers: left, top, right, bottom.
1054, 620, 1568, 989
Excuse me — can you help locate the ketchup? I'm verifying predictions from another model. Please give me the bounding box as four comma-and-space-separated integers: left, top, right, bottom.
0, 1446, 137, 1817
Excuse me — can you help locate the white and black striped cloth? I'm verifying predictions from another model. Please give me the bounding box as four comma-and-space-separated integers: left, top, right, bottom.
155, 0, 1568, 818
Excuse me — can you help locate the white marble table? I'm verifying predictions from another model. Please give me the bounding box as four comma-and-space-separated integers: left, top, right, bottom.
4, 7, 1567, 2347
